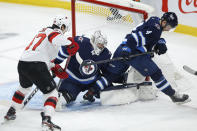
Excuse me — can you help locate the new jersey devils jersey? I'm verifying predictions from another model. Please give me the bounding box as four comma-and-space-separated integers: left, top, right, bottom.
20, 27, 71, 68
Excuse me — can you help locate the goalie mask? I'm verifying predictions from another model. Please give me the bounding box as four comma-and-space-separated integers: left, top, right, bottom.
90, 30, 107, 55
53, 15, 71, 34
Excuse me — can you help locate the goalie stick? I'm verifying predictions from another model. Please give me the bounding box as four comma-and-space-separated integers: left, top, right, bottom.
183, 65, 197, 75
22, 56, 71, 109
102, 81, 152, 92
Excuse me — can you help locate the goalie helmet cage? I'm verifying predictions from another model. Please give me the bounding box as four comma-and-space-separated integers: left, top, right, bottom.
71, 0, 149, 40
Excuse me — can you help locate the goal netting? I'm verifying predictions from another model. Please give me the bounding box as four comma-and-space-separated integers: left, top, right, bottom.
71, 0, 149, 52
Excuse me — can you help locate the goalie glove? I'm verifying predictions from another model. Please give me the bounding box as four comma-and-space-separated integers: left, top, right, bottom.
51, 64, 68, 79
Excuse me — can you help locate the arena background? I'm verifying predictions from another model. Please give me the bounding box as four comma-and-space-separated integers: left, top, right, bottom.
0, 0, 196, 37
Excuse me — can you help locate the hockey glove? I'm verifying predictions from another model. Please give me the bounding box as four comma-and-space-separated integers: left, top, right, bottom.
51, 64, 68, 79
66, 37, 79, 56
154, 38, 167, 55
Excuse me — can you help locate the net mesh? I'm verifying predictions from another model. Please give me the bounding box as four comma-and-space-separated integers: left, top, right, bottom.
76, 2, 134, 24
74, 0, 146, 37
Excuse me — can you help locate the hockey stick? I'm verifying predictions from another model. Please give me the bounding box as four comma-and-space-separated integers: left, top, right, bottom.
22, 56, 71, 109
55, 56, 71, 110
183, 65, 197, 75
102, 81, 152, 92
81, 51, 154, 66
22, 87, 39, 108
57, 55, 71, 90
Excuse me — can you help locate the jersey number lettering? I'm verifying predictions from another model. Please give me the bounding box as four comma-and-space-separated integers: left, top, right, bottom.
25, 33, 46, 51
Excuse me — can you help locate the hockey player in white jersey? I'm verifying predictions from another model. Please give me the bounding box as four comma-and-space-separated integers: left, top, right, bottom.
3, 15, 79, 130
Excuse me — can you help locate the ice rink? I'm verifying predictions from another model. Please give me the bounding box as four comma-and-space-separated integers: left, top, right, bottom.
0, 2, 197, 131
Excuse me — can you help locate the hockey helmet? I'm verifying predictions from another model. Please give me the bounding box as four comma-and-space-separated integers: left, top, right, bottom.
53, 15, 71, 32
90, 30, 108, 55
161, 12, 178, 28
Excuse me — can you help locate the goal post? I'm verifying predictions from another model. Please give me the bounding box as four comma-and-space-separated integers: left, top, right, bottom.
71, 0, 76, 38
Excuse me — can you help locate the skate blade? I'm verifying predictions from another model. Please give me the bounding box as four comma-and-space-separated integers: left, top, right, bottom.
42, 125, 53, 131
176, 98, 191, 105
42, 126, 61, 131
1, 118, 14, 125
42, 123, 61, 131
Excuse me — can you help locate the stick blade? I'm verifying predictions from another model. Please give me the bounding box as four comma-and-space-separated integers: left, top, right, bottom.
183, 65, 197, 75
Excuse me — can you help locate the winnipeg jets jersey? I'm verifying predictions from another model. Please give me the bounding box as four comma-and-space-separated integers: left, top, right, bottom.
54, 36, 111, 84
20, 27, 71, 68
125, 16, 162, 52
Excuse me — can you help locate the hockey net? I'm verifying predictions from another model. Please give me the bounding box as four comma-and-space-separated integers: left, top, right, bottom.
71, 0, 149, 46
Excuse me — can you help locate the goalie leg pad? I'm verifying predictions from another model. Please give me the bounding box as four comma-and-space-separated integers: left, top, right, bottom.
137, 85, 158, 101
100, 82, 157, 105
100, 85, 138, 106
127, 67, 146, 83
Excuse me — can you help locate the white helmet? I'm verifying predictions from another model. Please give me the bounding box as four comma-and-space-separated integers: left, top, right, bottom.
53, 15, 71, 33
90, 30, 108, 55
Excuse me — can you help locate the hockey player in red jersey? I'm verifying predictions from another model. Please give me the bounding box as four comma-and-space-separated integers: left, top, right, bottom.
4, 15, 79, 130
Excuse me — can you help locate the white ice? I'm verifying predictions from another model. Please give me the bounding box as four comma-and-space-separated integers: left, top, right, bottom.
0, 3, 197, 131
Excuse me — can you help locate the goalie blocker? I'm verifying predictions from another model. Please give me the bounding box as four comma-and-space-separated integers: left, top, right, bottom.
100, 81, 158, 106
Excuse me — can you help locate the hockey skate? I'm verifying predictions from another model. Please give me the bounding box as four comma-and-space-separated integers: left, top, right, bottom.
170, 92, 191, 105
4, 106, 16, 121
41, 112, 61, 131
83, 90, 95, 103
1, 107, 16, 125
